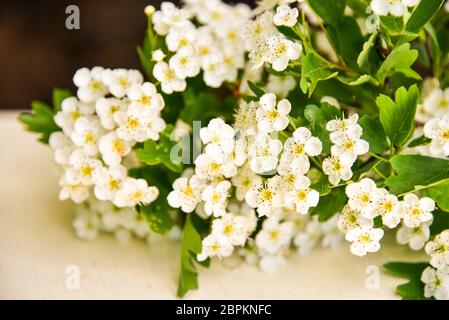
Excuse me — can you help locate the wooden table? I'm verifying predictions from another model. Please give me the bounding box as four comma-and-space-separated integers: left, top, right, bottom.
0, 111, 426, 299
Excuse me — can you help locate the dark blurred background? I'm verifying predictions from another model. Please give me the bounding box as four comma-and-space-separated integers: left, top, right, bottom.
0, 0, 255, 109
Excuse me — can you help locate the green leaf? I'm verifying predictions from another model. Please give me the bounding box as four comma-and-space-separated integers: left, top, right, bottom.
359, 116, 389, 154
326, 16, 365, 70
135, 126, 183, 173
384, 262, 430, 300
311, 186, 347, 221
422, 180, 449, 212
311, 174, 332, 196
137, 46, 153, 81
357, 31, 378, 68
376, 85, 419, 147
380, 15, 404, 35
18, 100, 60, 144
385, 155, 449, 194
138, 200, 174, 234
406, 0, 445, 33
307, 0, 346, 25
376, 43, 420, 83
300, 50, 339, 97
408, 135, 431, 148
247, 81, 265, 98
337, 74, 378, 86
177, 213, 205, 297
52, 88, 72, 112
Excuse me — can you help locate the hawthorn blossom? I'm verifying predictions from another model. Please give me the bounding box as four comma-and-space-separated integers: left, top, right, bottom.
401, 194, 435, 228
255, 216, 294, 255
114, 178, 159, 208
256, 93, 291, 133
73, 67, 108, 103
197, 234, 234, 261
345, 225, 384, 257
284, 176, 319, 214
248, 133, 283, 174
94, 165, 127, 201
273, 4, 299, 27
168, 174, 204, 213
396, 222, 431, 251
102, 68, 143, 98
322, 155, 353, 186
245, 177, 284, 217
423, 112, 449, 156
98, 132, 133, 166
421, 266, 449, 300
153, 61, 187, 94
202, 181, 232, 217
425, 230, 449, 269
337, 204, 374, 233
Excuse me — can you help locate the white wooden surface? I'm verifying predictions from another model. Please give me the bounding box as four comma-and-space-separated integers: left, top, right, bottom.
0, 111, 426, 299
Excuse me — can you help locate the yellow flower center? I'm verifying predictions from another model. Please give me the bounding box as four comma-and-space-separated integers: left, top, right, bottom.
128, 118, 139, 128
296, 190, 307, 201
140, 95, 151, 105
81, 165, 92, 177
84, 132, 95, 144
359, 234, 371, 244
183, 186, 194, 197
270, 230, 280, 240
108, 179, 119, 190
223, 224, 234, 235
261, 189, 273, 201
211, 192, 221, 203
293, 143, 304, 155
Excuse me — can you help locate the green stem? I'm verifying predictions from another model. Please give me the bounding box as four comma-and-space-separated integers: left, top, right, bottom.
398, 177, 449, 197
368, 152, 389, 162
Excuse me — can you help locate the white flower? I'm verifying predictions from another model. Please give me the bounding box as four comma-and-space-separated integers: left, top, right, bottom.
418, 87, 449, 122
337, 205, 373, 233
321, 216, 344, 248
255, 217, 294, 255
284, 176, 319, 214
102, 68, 143, 98
168, 175, 204, 213
95, 97, 127, 130
166, 21, 197, 52
345, 225, 384, 257
98, 132, 133, 166
194, 153, 237, 180
266, 33, 302, 72
202, 181, 232, 217
73, 67, 108, 103
94, 165, 127, 201
423, 113, 449, 156
273, 4, 299, 27
70, 116, 104, 156
425, 230, 449, 269
244, 11, 276, 48
153, 61, 187, 94
330, 134, 369, 164
326, 113, 362, 139
322, 155, 353, 186
169, 45, 201, 79
202, 53, 227, 88
114, 108, 166, 142
231, 164, 262, 201
212, 213, 250, 246
421, 267, 449, 300
200, 118, 235, 157
113, 178, 159, 208
277, 157, 309, 190
402, 194, 435, 228
127, 82, 165, 112
345, 178, 379, 218
197, 233, 234, 261
152, 2, 192, 36
58, 173, 90, 204
256, 93, 291, 133
283, 127, 323, 161
396, 222, 431, 251
371, 189, 403, 228
49, 132, 75, 166
54, 97, 95, 135
370, 0, 418, 17
245, 176, 284, 217
265, 75, 296, 98
65, 150, 102, 186
248, 133, 283, 174
293, 218, 322, 255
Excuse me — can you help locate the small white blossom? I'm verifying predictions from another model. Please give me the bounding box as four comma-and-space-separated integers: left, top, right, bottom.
284, 176, 319, 214
402, 194, 435, 228
70, 116, 104, 156
49, 132, 75, 166
396, 222, 431, 251
326, 113, 362, 140
293, 218, 322, 255
73, 67, 108, 103
98, 132, 133, 166
371, 0, 419, 17
169, 45, 201, 79
266, 33, 302, 72
265, 75, 296, 98
95, 97, 127, 130
212, 213, 251, 246
423, 112, 449, 157
65, 150, 102, 186
322, 155, 353, 186
194, 153, 237, 180
127, 82, 165, 112
283, 127, 323, 161
330, 134, 369, 164
166, 21, 197, 52
94, 165, 127, 201
371, 189, 403, 228
425, 230, 449, 269
168, 174, 205, 213
113, 178, 159, 208
153, 61, 187, 94
231, 164, 262, 201
102, 68, 143, 98
200, 118, 235, 157
256, 93, 291, 133
248, 133, 283, 174
421, 266, 449, 300
345, 225, 384, 257
245, 176, 284, 217
58, 173, 90, 204
273, 4, 299, 27
152, 2, 192, 36
345, 178, 379, 218
197, 234, 234, 261
255, 216, 294, 255
202, 180, 232, 217
337, 205, 374, 233
54, 97, 95, 135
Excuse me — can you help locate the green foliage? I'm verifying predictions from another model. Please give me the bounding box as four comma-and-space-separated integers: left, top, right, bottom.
376, 43, 420, 83
300, 50, 339, 97
386, 155, 449, 195
307, 0, 346, 25
135, 125, 183, 173
18, 88, 72, 143
407, 135, 431, 148
384, 262, 430, 300
359, 116, 389, 154
376, 85, 419, 147
405, 0, 445, 33
430, 210, 449, 236
177, 213, 208, 297
311, 186, 347, 221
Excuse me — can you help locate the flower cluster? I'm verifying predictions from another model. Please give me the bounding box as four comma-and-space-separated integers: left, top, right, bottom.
51, 67, 163, 208
339, 178, 435, 256
422, 230, 449, 299
150, 0, 250, 92
323, 114, 369, 186
370, 0, 420, 17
